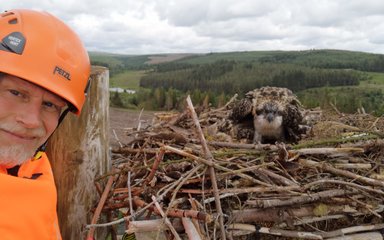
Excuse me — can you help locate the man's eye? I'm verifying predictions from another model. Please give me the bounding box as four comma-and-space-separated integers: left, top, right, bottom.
9, 89, 21, 96
43, 101, 61, 112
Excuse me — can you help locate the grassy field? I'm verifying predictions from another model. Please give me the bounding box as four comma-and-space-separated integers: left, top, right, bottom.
109, 70, 145, 90
363, 72, 384, 85
110, 70, 384, 89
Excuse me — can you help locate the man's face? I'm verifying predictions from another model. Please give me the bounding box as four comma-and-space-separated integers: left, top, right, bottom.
0, 74, 66, 167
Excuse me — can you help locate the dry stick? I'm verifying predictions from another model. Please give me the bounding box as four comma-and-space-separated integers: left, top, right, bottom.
347, 195, 382, 218
145, 147, 165, 184
163, 144, 271, 187
86, 199, 158, 229
333, 163, 372, 169
114, 147, 160, 155
157, 164, 205, 202
151, 195, 182, 240
130, 108, 145, 149
294, 147, 364, 157
321, 223, 384, 239
227, 223, 323, 240
220, 163, 275, 177
206, 93, 238, 113
112, 129, 123, 148
246, 189, 358, 208
254, 168, 299, 186
327, 232, 384, 240
87, 187, 175, 229
186, 96, 226, 240
182, 218, 203, 240
86, 175, 115, 240
127, 172, 134, 219
229, 223, 384, 240
299, 158, 384, 188
133, 196, 211, 222
231, 205, 340, 223
94, 182, 103, 196
231, 204, 384, 224
125, 219, 166, 234
163, 165, 210, 223
209, 141, 279, 151
304, 179, 384, 197
178, 185, 301, 196
279, 214, 348, 228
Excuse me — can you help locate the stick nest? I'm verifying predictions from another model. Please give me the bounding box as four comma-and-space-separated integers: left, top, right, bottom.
93, 98, 384, 240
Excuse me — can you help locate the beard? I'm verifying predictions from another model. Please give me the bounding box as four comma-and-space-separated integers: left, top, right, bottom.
0, 122, 46, 168
0, 145, 37, 167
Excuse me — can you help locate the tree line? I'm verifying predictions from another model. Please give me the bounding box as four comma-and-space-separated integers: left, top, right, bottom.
104, 50, 384, 114
140, 60, 364, 95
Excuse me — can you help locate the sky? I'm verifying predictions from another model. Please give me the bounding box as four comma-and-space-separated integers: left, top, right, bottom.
3, 0, 384, 55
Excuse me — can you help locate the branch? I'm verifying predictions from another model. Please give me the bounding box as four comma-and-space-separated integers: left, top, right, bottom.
186, 95, 227, 240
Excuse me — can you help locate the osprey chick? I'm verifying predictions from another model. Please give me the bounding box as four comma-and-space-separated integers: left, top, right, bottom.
230, 87, 303, 144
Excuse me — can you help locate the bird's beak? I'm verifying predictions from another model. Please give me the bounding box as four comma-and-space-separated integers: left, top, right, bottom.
267, 113, 275, 122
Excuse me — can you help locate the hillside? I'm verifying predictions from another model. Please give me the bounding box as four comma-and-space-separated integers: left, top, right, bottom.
90, 49, 384, 69
90, 49, 384, 115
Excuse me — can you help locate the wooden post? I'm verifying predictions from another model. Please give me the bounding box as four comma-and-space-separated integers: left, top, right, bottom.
46, 66, 110, 240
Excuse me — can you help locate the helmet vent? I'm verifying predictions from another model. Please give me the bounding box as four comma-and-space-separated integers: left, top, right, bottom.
8, 18, 18, 24
1, 11, 17, 24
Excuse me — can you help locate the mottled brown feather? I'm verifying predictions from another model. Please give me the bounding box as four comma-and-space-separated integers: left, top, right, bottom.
231, 86, 303, 143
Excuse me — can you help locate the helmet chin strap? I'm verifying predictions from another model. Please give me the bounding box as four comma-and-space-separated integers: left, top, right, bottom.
33, 107, 72, 160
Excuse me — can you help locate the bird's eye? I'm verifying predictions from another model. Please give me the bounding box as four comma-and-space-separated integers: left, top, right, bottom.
255, 109, 263, 115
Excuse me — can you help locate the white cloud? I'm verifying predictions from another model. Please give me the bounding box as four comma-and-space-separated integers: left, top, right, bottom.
2, 0, 384, 54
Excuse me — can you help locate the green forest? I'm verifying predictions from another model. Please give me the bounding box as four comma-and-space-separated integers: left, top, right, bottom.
90, 49, 384, 115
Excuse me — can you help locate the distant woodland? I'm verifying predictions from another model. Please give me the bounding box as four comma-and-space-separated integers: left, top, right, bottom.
90, 50, 384, 115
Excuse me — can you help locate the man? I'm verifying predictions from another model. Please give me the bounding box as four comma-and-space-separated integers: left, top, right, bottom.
0, 9, 90, 239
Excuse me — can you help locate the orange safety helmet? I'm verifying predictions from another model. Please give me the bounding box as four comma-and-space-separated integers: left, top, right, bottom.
0, 9, 90, 115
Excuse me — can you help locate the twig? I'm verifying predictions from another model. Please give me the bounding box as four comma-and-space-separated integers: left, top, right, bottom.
321, 223, 384, 238
299, 158, 384, 188
208, 141, 279, 151
186, 95, 226, 240
333, 163, 372, 169
145, 147, 165, 184
246, 189, 358, 208
179, 185, 301, 196
294, 147, 364, 157
227, 224, 323, 239
304, 179, 384, 197
127, 172, 134, 219
254, 168, 299, 186
132, 196, 210, 221
209, 93, 238, 112
163, 144, 271, 186
137, 108, 144, 131
112, 129, 123, 148
157, 164, 205, 201
182, 218, 203, 240
86, 175, 115, 240
151, 195, 182, 240
329, 102, 342, 116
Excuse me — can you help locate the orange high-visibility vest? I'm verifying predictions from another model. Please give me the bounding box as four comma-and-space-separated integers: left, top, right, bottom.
0, 153, 62, 240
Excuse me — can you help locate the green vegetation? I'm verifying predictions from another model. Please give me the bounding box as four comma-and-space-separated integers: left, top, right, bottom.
141, 61, 363, 95
90, 49, 384, 115
89, 52, 152, 77
109, 70, 145, 90
178, 49, 384, 72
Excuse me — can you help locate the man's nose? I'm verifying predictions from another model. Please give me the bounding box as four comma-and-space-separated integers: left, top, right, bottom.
15, 103, 42, 128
